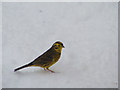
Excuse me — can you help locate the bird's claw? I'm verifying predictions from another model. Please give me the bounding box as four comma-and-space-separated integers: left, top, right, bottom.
46, 68, 55, 73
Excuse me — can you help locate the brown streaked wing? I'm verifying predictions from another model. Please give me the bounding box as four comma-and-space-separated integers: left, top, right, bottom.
31, 47, 55, 66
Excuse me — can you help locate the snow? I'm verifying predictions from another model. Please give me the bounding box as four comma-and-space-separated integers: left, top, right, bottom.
0, 2, 2, 90
2, 2, 118, 88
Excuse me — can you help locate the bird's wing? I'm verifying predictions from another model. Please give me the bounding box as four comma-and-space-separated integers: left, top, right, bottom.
31, 48, 54, 65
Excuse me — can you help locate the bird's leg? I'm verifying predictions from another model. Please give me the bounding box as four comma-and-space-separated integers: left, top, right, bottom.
44, 68, 46, 71
46, 68, 55, 73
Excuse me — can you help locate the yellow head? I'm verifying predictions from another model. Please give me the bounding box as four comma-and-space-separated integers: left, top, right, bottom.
52, 41, 65, 53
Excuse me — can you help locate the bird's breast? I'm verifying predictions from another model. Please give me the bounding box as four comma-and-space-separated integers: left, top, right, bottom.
53, 52, 61, 62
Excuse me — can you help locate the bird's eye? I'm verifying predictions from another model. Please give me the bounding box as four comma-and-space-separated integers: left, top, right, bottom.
58, 45, 60, 47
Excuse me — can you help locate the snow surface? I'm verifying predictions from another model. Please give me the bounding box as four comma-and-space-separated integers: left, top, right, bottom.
2, 2, 118, 88
0, 2, 2, 89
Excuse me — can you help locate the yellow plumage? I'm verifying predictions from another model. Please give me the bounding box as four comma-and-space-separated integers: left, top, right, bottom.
14, 41, 65, 73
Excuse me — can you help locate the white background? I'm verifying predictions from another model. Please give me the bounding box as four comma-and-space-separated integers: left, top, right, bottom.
0, 2, 2, 90
2, 2, 118, 88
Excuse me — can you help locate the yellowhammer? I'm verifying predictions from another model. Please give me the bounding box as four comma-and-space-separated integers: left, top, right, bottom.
14, 41, 65, 73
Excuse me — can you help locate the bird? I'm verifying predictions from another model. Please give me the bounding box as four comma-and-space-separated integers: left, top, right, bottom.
14, 41, 65, 73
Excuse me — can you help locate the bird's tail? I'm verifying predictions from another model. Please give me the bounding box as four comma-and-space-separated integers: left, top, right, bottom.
14, 63, 33, 72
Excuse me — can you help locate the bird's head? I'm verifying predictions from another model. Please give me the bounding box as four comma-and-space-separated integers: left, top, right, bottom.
52, 41, 65, 53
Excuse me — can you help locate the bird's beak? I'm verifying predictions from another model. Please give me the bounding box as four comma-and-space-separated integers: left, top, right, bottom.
62, 45, 65, 48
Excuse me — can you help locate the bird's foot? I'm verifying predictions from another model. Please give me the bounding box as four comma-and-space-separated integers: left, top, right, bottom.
46, 68, 55, 73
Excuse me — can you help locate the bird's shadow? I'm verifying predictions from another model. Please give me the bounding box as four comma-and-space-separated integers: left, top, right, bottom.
14, 68, 60, 76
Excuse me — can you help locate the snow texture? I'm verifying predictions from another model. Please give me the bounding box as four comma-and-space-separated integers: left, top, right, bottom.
0, 2, 2, 89
2, 2, 118, 88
